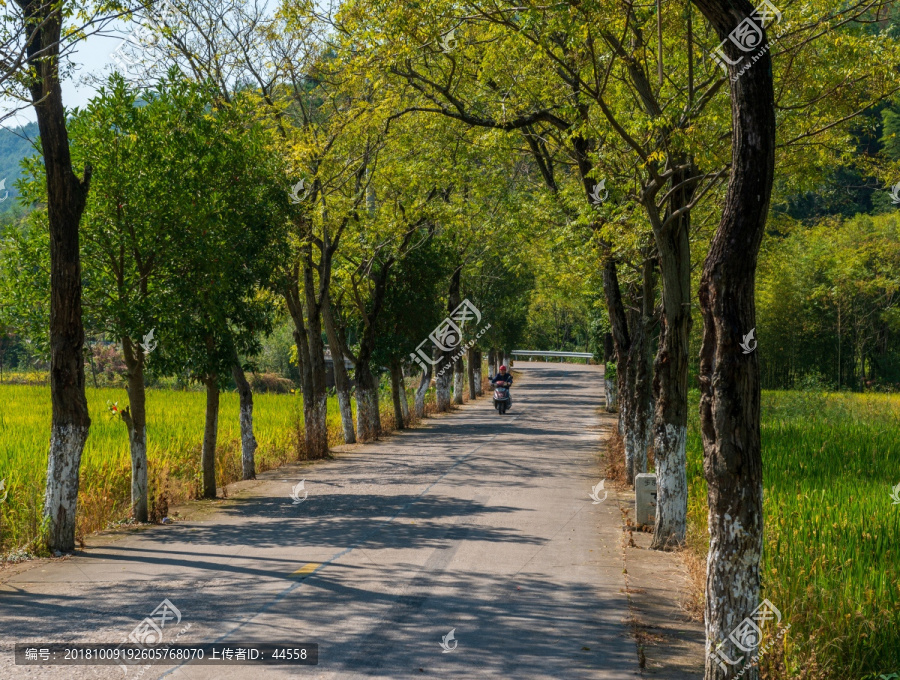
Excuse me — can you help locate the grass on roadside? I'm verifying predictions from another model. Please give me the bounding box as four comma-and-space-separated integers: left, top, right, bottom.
0, 385, 318, 556
0, 372, 483, 560
685, 390, 900, 680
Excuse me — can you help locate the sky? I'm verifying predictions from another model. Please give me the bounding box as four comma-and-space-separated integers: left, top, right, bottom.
2, 21, 133, 129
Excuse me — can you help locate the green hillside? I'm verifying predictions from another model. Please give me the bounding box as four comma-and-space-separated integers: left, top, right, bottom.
0, 122, 38, 213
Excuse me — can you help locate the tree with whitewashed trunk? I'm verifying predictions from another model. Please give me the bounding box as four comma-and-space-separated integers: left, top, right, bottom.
466, 347, 477, 399
340, 215, 438, 439
452, 358, 465, 405
62, 75, 259, 515
623, 254, 656, 485
156, 89, 287, 498
5, 0, 141, 546
119, 341, 149, 519
389, 357, 407, 429
326, 106, 509, 432
399, 366, 410, 421
144, 0, 373, 459
15, 74, 275, 527
435, 352, 452, 411
375, 230, 447, 426
9, 0, 95, 552
447, 266, 466, 405
323, 292, 356, 444
473, 349, 483, 396
330, 154, 442, 438
685, 2, 773, 676
280, 124, 373, 458
284, 236, 334, 459
231, 355, 257, 480
414, 351, 433, 419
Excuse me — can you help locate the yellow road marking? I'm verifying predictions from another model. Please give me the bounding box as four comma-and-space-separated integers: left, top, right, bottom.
290, 562, 322, 578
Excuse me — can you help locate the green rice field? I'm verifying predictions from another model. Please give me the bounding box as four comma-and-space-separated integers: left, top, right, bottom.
686, 390, 900, 680
0, 384, 345, 556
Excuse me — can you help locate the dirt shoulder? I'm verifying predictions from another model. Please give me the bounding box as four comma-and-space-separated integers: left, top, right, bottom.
599, 409, 706, 678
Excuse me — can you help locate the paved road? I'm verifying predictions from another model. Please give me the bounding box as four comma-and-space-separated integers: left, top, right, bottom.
1, 362, 638, 679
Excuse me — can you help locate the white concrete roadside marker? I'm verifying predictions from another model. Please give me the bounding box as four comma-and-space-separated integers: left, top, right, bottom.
634, 473, 657, 527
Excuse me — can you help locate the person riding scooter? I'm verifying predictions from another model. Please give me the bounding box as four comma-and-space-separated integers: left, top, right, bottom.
491, 365, 514, 412
491, 365, 514, 389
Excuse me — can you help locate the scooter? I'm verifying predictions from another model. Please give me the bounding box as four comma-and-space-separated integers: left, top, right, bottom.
491, 376, 512, 415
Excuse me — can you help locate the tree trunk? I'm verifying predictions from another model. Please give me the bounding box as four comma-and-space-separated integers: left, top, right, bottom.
121, 337, 148, 522
604, 372, 618, 411
447, 266, 464, 406
284, 251, 329, 461
303, 348, 329, 460
602, 258, 631, 440
650, 165, 694, 550
355, 362, 381, 441
473, 349, 483, 396
604, 332, 615, 363
304, 385, 329, 459
602, 334, 618, 410
487, 348, 496, 377
303, 230, 334, 458
399, 365, 410, 421
623, 304, 640, 485
436, 364, 452, 411
467, 347, 477, 399
286, 288, 314, 457
453, 356, 465, 405
390, 357, 405, 430
627, 256, 656, 485
201, 376, 220, 499
414, 357, 432, 419
435, 345, 452, 412
303, 254, 329, 459
232, 359, 257, 480
690, 2, 776, 678
88, 344, 98, 389
323, 294, 356, 444
618, 355, 629, 438
21, 0, 93, 552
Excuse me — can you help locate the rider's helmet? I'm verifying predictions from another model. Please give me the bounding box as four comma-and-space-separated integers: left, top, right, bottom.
499, 365, 507, 372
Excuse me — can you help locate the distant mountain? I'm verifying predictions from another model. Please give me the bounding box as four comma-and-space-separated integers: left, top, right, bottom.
0, 122, 39, 213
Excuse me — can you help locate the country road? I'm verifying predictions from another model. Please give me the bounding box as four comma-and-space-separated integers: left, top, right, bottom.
1, 362, 642, 679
